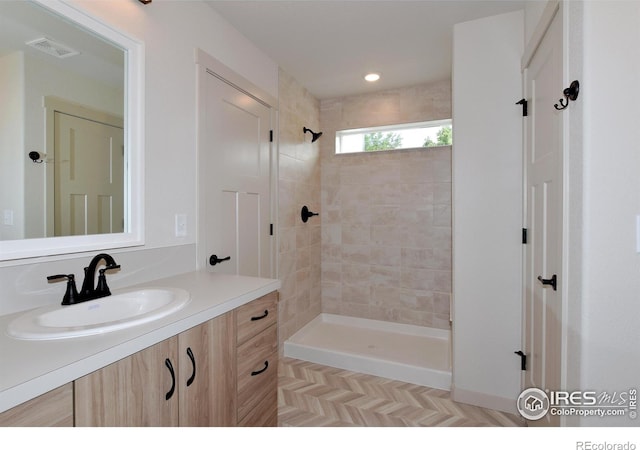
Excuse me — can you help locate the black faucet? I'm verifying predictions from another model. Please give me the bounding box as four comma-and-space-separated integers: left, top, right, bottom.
79, 253, 121, 301
47, 253, 121, 305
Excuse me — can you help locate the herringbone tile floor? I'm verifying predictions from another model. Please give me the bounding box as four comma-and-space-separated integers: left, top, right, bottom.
278, 357, 526, 427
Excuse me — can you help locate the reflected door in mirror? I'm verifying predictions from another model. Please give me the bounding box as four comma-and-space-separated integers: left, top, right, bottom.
54, 112, 124, 236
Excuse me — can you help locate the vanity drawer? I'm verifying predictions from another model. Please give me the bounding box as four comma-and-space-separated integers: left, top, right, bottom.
236, 324, 278, 422
235, 291, 278, 345
238, 386, 277, 427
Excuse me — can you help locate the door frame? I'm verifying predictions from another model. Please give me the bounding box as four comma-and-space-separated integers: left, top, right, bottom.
521, 0, 577, 426
194, 49, 278, 277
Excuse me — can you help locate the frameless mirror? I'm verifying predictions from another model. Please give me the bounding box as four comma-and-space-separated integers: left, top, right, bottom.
0, 0, 144, 262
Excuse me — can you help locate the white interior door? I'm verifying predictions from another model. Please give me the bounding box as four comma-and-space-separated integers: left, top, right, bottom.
523, 9, 563, 426
54, 112, 124, 236
199, 70, 273, 277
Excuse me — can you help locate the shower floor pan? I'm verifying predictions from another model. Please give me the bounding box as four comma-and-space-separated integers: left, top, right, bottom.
284, 313, 451, 390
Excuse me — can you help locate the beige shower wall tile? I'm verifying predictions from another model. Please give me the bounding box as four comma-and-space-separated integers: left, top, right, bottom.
342, 225, 370, 245
322, 263, 342, 284
342, 264, 371, 287
321, 244, 343, 263
279, 68, 322, 348
322, 224, 342, 245
341, 245, 371, 264
342, 285, 370, 304
319, 81, 452, 329
370, 265, 401, 288
434, 205, 452, 227
279, 227, 296, 253
434, 182, 452, 205
370, 246, 402, 267
401, 248, 434, 269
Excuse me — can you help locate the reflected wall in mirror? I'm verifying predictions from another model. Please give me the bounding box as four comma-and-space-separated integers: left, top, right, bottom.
0, 0, 125, 241
0, 0, 144, 262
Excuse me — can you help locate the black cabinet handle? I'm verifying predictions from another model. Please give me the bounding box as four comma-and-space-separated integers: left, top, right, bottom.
250, 310, 269, 321
209, 254, 231, 266
537, 274, 557, 291
165, 358, 176, 400
186, 347, 196, 387
251, 360, 269, 376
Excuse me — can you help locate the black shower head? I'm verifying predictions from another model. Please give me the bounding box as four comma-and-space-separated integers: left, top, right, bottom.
303, 127, 323, 143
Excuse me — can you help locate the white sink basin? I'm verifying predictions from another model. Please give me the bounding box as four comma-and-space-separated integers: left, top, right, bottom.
7, 287, 191, 340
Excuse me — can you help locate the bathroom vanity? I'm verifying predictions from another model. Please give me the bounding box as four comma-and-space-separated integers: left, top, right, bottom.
0, 271, 280, 427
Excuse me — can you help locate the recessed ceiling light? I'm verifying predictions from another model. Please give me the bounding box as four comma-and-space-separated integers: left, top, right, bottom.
364, 73, 380, 82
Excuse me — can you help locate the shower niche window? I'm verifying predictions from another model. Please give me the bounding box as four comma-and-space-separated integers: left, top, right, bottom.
335, 119, 452, 154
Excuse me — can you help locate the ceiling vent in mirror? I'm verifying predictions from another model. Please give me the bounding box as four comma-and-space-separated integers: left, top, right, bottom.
26, 37, 80, 59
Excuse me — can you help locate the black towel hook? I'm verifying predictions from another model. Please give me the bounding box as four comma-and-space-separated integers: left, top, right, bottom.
554, 80, 580, 111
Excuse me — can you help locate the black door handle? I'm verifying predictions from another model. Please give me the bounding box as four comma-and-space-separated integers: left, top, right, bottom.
209, 254, 231, 266
537, 274, 557, 291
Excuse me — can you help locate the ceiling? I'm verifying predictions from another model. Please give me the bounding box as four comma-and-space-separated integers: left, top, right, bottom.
206, 0, 527, 99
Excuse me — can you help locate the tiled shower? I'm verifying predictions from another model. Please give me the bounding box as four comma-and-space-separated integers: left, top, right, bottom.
278, 72, 453, 385
319, 79, 453, 330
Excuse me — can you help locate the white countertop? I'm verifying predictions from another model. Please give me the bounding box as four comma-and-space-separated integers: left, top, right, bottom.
0, 271, 280, 413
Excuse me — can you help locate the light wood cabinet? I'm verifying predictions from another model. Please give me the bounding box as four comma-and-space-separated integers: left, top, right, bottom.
0, 383, 73, 427
75, 312, 235, 426
235, 291, 278, 426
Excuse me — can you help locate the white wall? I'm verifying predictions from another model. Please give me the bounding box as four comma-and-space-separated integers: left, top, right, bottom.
0, 0, 278, 316
579, 0, 640, 427
452, 10, 524, 413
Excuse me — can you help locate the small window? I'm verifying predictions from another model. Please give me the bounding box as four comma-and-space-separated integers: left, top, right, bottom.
335, 119, 452, 154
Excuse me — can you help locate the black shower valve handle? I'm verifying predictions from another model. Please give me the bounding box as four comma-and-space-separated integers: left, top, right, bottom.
301, 205, 319, 223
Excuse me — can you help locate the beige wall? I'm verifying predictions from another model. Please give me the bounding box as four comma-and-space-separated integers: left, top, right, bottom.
277, 68, 322, 348
319, 80, 452, 329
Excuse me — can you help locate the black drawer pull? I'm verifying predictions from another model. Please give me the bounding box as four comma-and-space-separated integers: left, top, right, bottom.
186, 347, 196, 387
164, 358, 176, 400
251, 360, 269, 376
250, 310, 269, 321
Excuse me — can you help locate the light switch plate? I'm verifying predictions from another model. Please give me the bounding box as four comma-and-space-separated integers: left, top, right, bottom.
175, 214, 187, 237
3, 210, 13, 226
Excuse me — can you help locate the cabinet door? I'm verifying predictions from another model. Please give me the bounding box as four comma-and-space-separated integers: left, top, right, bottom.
178, 312, 236, 426
0, 384, 73, 427
74, 337, 179, 426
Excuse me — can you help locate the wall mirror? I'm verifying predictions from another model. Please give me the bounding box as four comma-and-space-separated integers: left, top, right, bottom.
0, 0, 144, 262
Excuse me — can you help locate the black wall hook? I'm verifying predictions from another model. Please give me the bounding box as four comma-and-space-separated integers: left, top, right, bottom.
28, 151, 44, 163
554, 80, 580, 111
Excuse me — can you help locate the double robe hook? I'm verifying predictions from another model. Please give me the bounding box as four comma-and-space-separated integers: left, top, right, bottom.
554, 80, 580, 111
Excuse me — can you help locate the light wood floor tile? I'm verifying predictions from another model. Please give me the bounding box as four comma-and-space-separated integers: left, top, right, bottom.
278, 357, 526, 427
